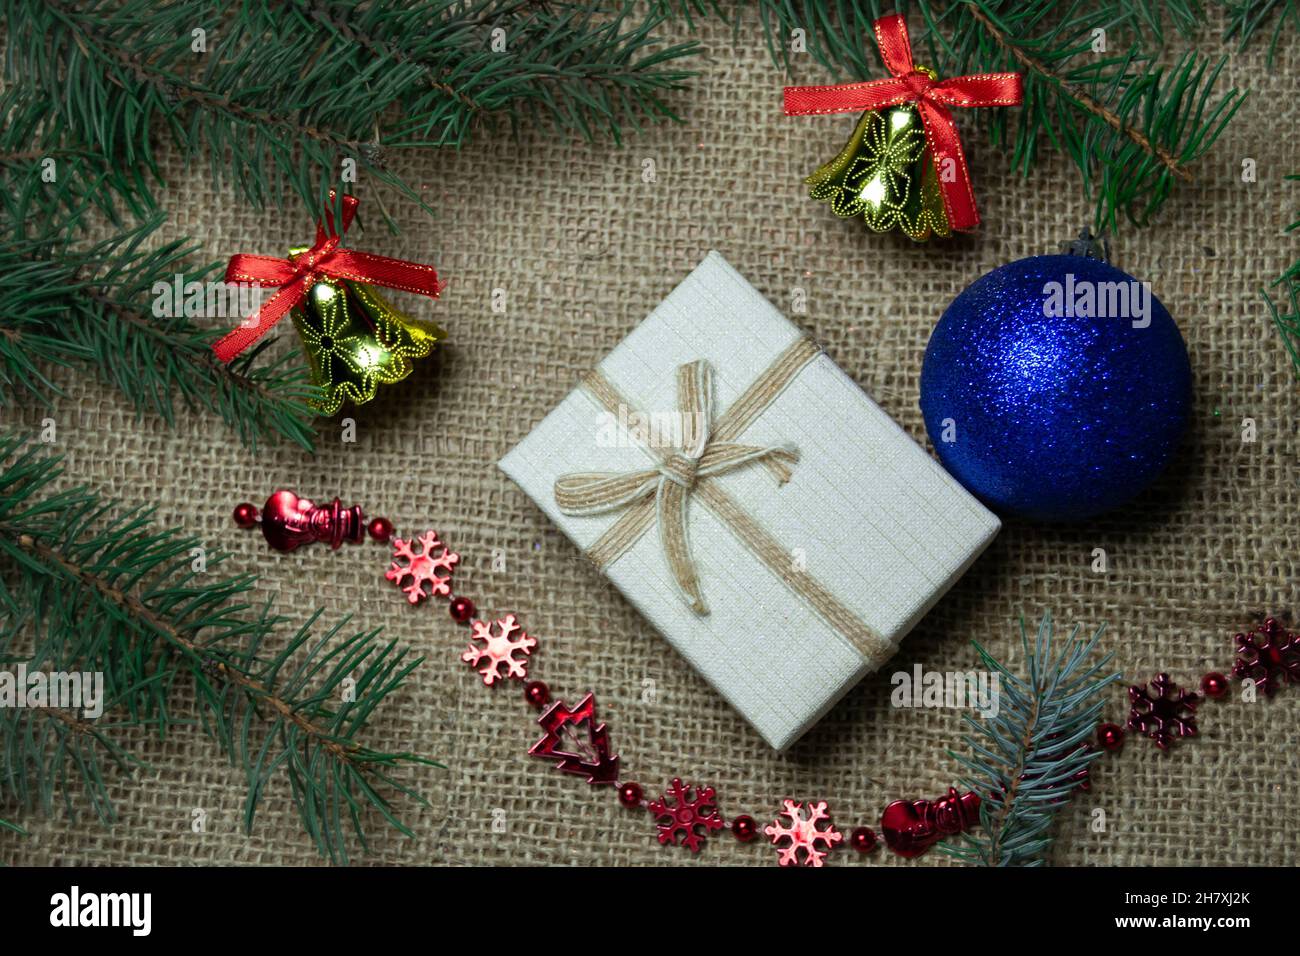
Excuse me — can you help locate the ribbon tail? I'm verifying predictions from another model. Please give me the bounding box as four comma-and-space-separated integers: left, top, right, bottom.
212, 274, 313, 363
657, 480, 707, 615
917, 99, 981, 232
323, 250, 444, 298
872, 13, 916, 77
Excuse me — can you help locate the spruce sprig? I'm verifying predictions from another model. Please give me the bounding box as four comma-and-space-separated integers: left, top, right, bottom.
0, 176, 320, 451
945, 613, 1119, 866
0, 434, 437, 863
4, 0, 699, 218
747, 0, 1247, 230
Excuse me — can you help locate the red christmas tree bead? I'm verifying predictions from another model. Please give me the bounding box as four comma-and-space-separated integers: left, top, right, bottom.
617, 782, 644, 809
524, 680, 550, 709
1201, 672, 1229, 699
367, 516, 394, 543
1097, 722, 1124, 752
731, 815, 758, 843
449, 596, 476, 623
232, 502, 259, 528
850, 826, 878, 853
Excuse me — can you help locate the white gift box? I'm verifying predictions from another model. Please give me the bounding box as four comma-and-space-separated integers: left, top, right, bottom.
500, 252, 999, 750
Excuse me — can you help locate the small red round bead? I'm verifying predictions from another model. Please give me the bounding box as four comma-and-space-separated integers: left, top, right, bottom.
617, 782, 643, 809
449, 596, 476, 624
524, 680, 550, 709
1201, 672, 1229, 699
850, 826, 878, 853
366, 516, 394, 543
232, 503, 259, 528
731, 815, 758, 843
1097, 722, 1125, 752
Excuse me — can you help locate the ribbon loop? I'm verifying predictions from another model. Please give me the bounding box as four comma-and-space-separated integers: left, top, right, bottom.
555, 357, 798, 616
212, 191, 443, 363
783, 13, 1022, 231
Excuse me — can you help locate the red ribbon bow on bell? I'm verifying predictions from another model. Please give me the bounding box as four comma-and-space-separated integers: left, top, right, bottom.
783, 14, 1022, 232
213, 192, 443, 362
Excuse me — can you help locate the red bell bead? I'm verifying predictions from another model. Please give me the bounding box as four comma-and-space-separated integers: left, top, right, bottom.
731, 815, 758, 843
1097, 722, 1125, 752
881, 788, 981, 859
232, 502, 260, 529
850, 826, 878, 853
523, 680, 550, 709
617, 782, 643, 809
1201, 672, 1229, 699
449, 596, 476, 624
367, 516, 394, 543
258, 490, 366, 552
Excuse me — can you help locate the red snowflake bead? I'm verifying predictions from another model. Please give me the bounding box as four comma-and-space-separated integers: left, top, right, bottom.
618, 782, 643, 809
232, 502, 259, 528
1201, 672, 1229, 699
449, 596, 476, 623
1128, 673, 1199, 751
850, 826, 878, 853
764, 799, 843, 867
648, 778, 725, 853
385, 530, 459, 604
1232, 619, 1300, 696
462, 614, 536, 685
731, 815, 758, 843
1097, 723, 1125, 752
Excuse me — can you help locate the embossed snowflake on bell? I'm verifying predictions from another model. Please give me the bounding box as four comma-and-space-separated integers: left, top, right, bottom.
292, 268, 445, 416
804, 103, 950, 240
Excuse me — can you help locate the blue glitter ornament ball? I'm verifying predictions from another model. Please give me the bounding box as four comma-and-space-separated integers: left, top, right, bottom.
919, 254, 1192, 522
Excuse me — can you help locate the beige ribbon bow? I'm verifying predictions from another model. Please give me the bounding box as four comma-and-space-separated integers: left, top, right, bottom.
554, 360, 797, 615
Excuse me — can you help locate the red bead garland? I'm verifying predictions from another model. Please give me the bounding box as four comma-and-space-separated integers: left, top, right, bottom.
386, 529, 1286, 866
232, 502, 259, 528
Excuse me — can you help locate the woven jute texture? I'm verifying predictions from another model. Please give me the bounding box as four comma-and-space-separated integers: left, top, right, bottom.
4, 8, 1299, 867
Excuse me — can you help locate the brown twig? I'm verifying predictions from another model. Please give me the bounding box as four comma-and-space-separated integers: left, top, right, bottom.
963, 2, 1193, 183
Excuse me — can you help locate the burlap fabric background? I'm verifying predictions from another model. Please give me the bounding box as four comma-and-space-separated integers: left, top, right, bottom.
4, 7, 1298, 867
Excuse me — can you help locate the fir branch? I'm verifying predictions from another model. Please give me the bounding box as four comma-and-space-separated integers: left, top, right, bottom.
4, 0, 699, 216
747, 0, 1246, 229
0, 434, 438, 862
0, 86, 158, 225
944, 613, 1119, 866
0, 183, 319, 451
